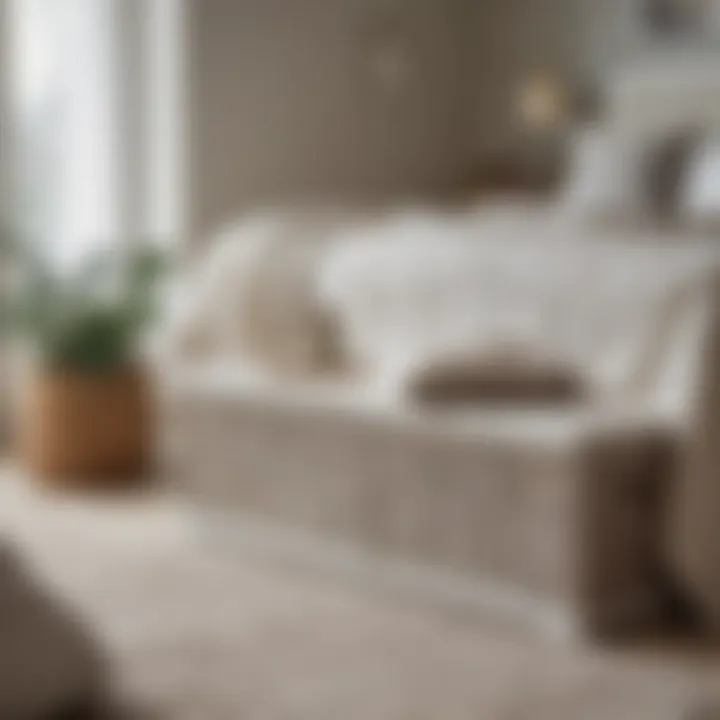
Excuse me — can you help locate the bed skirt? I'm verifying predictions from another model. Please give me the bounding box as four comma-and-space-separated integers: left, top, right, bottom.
162, 381, 675, 640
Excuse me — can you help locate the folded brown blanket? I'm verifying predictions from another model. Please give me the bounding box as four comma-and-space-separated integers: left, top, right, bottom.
408, 350, 586, 407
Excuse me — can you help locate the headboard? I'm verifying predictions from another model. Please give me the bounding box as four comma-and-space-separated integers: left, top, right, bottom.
607, 55, 720, 133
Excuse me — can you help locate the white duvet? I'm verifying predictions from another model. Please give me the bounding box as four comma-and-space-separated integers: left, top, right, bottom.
321, 216, 717, 414
166, 204, 719, 420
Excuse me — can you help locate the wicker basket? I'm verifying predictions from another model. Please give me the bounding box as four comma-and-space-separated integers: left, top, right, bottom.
17, 366, 152, 485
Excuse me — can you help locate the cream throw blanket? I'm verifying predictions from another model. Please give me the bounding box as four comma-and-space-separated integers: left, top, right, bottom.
164, 211, 353, 377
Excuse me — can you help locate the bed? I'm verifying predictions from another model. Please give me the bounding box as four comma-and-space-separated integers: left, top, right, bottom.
160, 59, 720, 640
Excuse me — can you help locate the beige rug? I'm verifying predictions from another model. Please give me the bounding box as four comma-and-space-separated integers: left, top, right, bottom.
0, 472, 718, 720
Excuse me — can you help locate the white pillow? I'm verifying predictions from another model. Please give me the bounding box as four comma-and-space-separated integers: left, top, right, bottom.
681, 134, 720, 230
559, 125, 651, 222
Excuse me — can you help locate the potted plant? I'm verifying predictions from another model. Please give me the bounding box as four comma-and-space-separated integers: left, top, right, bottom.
1, 234, 164, 485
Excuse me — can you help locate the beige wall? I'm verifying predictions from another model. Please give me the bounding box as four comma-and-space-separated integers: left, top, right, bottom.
187, 0, 473, 240
467, 0, 588, 160
185, 0, 720, 241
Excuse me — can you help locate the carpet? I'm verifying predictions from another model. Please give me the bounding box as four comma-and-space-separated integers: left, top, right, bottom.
0, 472, 718, 720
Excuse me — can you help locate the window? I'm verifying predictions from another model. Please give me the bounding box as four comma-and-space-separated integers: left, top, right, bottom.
8, 0, 184, 268
10, 0, 121, 267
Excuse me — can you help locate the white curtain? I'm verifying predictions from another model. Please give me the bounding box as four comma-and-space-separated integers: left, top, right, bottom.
10, 0, 185, 264
11, 0, 121, 269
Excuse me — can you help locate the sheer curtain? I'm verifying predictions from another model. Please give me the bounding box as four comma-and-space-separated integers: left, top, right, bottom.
9, 0, 143, 269
1, 0, 185, 434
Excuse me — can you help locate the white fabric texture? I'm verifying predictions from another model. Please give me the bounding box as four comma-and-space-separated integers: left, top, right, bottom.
167, 208, 718, 421
317, 220, 717, 417
557, 126, 652, 223
162, 210, 363, 376
681, 134, 720, 230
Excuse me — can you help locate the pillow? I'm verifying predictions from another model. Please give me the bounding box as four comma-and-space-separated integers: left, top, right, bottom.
406, 348, 586, 407
647, 129, 697, 221
559, 126, 650, 222
560, 125, 696, 224
161, 211, 353, 376
681, 134, 720, 231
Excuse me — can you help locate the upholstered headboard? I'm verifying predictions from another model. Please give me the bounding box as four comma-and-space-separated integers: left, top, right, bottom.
607, 55, 720, 133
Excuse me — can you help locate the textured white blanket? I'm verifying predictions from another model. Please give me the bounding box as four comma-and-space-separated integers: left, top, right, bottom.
166, 207, 719, 421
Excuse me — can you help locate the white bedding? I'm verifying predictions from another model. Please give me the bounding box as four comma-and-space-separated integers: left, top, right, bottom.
165, 204, 719, 424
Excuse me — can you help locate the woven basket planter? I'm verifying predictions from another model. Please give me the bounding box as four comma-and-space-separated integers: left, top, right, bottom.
17, 366, 152, 486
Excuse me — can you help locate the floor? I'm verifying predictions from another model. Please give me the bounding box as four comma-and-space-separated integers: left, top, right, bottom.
0, 469, 718, 720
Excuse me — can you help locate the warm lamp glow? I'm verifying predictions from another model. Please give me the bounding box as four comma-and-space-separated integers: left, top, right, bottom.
517, 72, 569, 130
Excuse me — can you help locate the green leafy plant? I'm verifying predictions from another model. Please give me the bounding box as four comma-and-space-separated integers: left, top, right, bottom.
1, 232, 165, 371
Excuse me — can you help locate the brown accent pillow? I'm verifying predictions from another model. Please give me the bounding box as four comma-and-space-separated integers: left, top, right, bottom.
647, 129, 698, 220
408, 352, 586, 407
